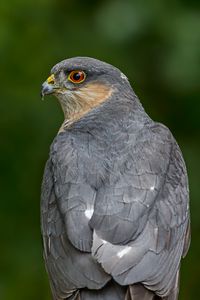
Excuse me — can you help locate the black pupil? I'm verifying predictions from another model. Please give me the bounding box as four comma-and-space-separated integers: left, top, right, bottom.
73, 72, 81, 81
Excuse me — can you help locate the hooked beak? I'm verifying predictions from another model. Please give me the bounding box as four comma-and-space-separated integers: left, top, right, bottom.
41, 74, 56, 98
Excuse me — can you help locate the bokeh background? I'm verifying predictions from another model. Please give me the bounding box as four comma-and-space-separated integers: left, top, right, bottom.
1, 0, 200, 299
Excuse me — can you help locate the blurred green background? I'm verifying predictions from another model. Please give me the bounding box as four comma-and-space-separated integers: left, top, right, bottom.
0, 0, 200, 299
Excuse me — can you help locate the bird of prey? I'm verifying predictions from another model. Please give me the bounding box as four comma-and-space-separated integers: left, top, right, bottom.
41, 57, 190, 300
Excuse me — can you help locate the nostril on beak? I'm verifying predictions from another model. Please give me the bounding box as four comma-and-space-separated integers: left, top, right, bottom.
47, 74, 55, 85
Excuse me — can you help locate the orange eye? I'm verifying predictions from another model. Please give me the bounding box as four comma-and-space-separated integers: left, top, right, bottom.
68, 70, 86, 83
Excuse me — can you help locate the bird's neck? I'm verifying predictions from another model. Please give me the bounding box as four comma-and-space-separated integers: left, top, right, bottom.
56, 83, 114, 132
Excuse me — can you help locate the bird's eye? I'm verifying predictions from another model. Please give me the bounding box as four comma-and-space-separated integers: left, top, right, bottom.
68, 70, 86, 83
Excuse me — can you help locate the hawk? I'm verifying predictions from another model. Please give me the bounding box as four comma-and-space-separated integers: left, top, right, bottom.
41, 57, 190, 300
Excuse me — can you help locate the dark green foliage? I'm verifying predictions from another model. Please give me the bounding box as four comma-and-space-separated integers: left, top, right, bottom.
0, 0, 199, 299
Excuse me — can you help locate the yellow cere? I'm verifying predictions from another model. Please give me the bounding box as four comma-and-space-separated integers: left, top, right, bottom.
47, 74, 55, 84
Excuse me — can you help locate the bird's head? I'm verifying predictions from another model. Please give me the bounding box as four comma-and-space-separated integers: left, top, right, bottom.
41, 57, 131, 123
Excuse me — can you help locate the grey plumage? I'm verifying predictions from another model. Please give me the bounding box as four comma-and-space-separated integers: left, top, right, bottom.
41, 57, 190, 300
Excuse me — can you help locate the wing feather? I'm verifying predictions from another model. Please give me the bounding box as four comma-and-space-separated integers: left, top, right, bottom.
41, 158, 110, 299
91, 123, 190, 297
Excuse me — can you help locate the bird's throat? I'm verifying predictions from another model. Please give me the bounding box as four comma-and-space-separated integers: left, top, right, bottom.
57, 83, 114, 132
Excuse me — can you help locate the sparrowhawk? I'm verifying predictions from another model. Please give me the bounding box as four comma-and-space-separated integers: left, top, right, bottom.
41, 57, 190, 300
